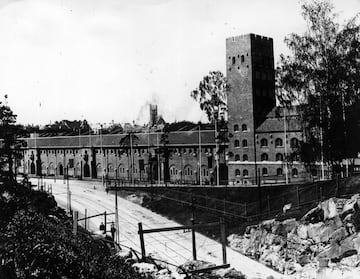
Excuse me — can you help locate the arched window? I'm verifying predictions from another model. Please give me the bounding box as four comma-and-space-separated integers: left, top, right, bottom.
262, 168, 268, 176
242, 139, 248, 147
261, 153, 268, 161
234, 124, 239, 132
276, 168, 283, 176
276, 153, 283, 161
232, 56, 236, 65
241, 55, 245, 63
292, 168, 298, 176
260, 138, 268, 147
243, 154, 248, 161
241, 124, 247, 131
235, 169, 240, 176
235, 154, 240, 161
243, 169, 249, 177
234, 140, 240, 147
275, 138, 283, 147
291, 138, 299, 148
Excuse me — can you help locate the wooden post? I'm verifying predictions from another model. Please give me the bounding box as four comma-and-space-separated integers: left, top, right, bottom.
104, 211, 107, 233
220, 217, 227, 264
320, 186, 323, 201
223, 198, 226, 216
84, 208, 87, 230
73, 211, 78, 235
138, 222, 146, 260
296, 185, 300, 206
257, 169, 261, 219
191, 218, 197, 260
115, 186, 119, 243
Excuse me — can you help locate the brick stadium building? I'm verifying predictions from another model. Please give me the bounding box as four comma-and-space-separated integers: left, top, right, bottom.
19, 34, 326, 186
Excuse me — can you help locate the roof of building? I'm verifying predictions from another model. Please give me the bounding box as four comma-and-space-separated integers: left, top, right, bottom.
22, 130, 217, 149
256, 106, 303, 133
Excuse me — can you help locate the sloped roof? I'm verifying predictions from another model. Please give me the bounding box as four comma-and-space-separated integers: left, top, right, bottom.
256, 106, 303, 133
22, 130, 217, 149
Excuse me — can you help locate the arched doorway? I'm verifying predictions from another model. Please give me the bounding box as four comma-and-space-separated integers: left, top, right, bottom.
30, 162, 36, 174
58, 164, 64, 176
83, 163, 90, 177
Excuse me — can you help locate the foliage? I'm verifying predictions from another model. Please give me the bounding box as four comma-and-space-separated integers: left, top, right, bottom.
191, 71, 228, 122
0, 102, 24, 182
276, 0, 360, 163
0, 182, 144, 279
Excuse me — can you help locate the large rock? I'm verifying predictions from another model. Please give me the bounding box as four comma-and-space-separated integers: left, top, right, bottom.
320, 198, 338, 220
317, 235, 357, 261
302, 206, 324, 224
307, 222, 325, 243
329, 227, 348, 243
297, 224, 308, 239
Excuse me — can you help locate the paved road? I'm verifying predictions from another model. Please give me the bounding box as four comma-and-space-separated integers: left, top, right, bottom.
32, 178, 285, 279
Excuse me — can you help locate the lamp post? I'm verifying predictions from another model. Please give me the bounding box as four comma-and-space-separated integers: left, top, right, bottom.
198, 121, 202, 187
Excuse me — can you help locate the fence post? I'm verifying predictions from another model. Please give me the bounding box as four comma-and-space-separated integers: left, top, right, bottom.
84, 208, 87, 230
191, 218, 197, 260
104, 211, 107, 233
220, 217, 227, 264
296, 185, 300, 206
223, 198, 226, 216
244, 202, 247, 218
320, 186, 323, 202
73, 211, 78, 235
138, 222, 146, 260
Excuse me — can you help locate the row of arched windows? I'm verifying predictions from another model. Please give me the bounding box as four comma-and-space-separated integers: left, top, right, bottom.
235, 168, 298, 177
259, 138, 299, 148
234, 139, 248, 147
233, 124, 248, 132
233, 153, 300, 162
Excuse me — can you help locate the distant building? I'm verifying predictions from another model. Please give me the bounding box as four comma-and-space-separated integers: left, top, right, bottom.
18, 33, 328, 185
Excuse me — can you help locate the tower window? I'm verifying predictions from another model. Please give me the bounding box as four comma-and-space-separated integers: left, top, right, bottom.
260, 139, 268, 147
276, 153, 283, 161
277, 168, 283, 176
235, 154, 240, 161
243, 154, 248, 161
242, 139, 248, 147
241, 124, 247, 131
234, 124, 239, 132
234, 140, 240, 147
232, 57, 236, 65
235, 169, 240, 176
275, 138, 283, 147
262, 168, 268, 176
241, 55, 245, 63
243, 169, 249, 177
261, 153, 268, 161
292, 168, 298, 177
290, 138, 299, 148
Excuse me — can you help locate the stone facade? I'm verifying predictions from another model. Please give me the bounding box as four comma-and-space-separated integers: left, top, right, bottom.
20, 131, 219, 185
226, 34, 309, 185
19, 33, 316, 186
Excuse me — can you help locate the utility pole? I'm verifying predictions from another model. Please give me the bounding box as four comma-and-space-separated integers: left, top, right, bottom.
157, 132, 160, 185
198, 122, 202, 186
214, 118, 220, 187
283, 108, 288, 184
130, 133, 134, 185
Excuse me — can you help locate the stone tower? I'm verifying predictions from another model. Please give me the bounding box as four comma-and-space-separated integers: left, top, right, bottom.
226, 34, 275, 184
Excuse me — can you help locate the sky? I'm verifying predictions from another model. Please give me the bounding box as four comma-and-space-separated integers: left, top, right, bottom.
0, 0, 359, 127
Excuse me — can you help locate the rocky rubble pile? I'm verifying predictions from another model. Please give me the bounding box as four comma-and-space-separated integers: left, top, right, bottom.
228, 194, 360, 278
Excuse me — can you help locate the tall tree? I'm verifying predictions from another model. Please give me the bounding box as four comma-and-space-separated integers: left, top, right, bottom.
191, 71, 228, 122
0, 101, 23, 182
276, 0, 360, 165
